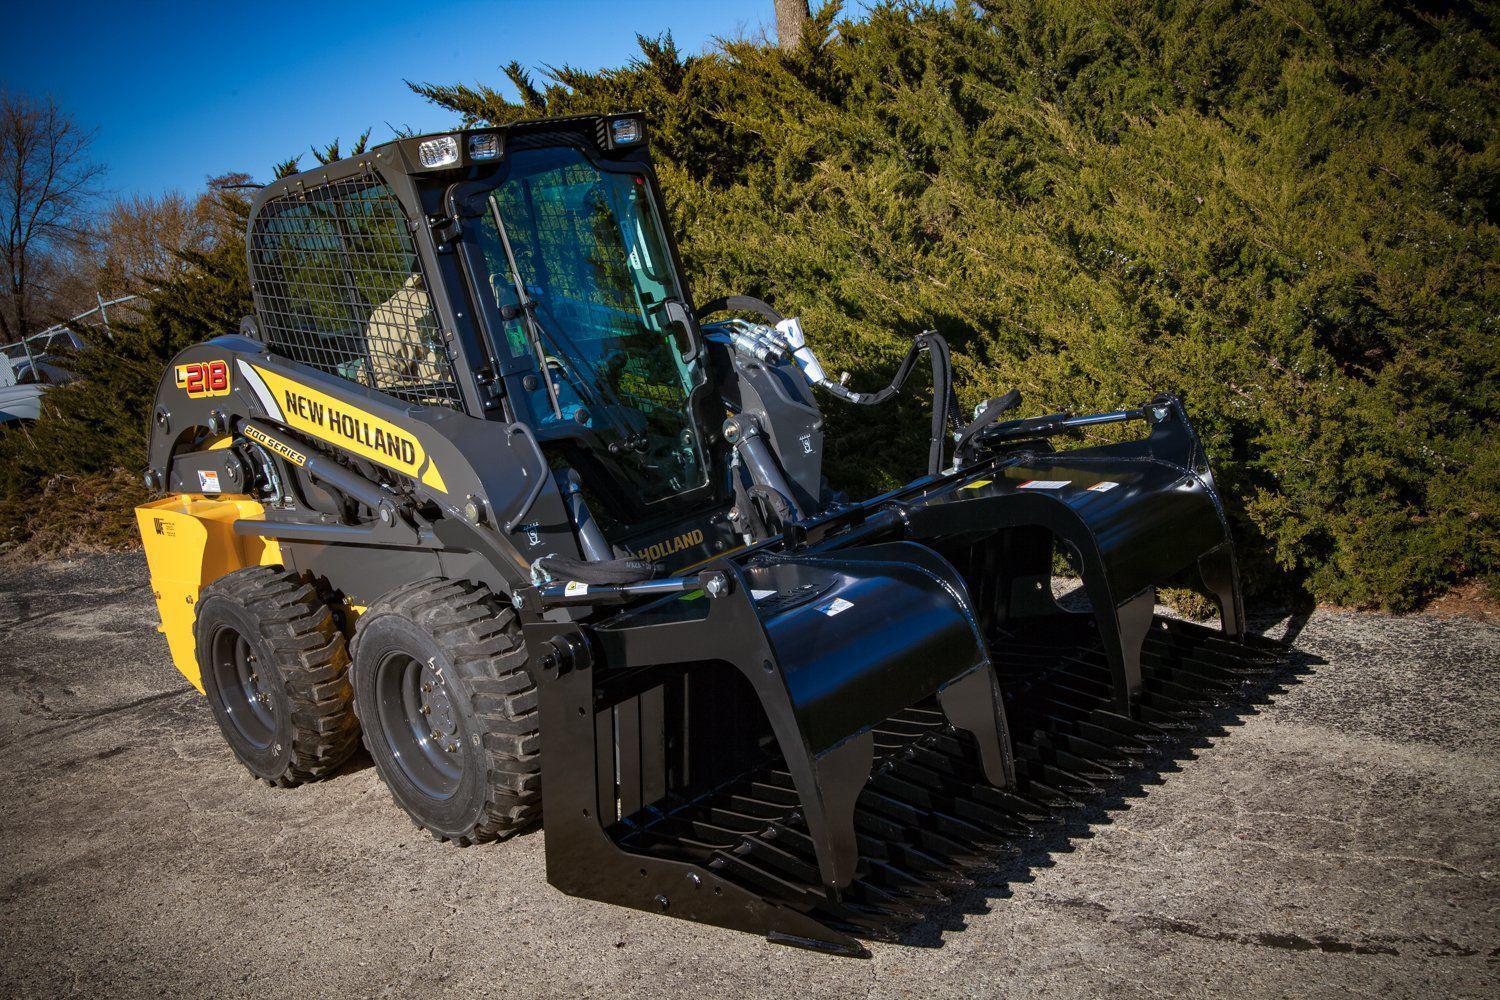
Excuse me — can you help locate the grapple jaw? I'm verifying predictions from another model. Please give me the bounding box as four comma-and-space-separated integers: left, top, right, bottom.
523, 540, 1014, 954
908, 394, 1248, 712
520, 394, 1284, 954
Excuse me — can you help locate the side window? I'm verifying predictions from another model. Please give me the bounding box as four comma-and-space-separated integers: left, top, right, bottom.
249, 178, 463, 409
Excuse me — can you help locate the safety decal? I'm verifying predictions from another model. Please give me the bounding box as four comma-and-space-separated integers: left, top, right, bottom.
174, 359, 231, 398
1087, 481, 1120, 492
962, 479, 993, 490
1017, 479, 1070, 490
564, 581, 589, 597
817, 597, 854, 617
196, 470, 221, 493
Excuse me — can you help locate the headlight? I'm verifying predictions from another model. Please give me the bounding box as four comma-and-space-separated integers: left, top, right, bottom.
607, 117, 644, 146
468, 133, 501, 160
417, 135, 460, 169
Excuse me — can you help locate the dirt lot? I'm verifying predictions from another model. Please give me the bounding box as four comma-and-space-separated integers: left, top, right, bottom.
2, 553, 1497, 998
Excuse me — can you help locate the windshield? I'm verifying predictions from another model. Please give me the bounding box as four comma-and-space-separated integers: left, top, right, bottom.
469, 146, 708, 506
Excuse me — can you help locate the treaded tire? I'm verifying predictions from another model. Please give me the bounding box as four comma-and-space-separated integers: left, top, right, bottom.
194, 566, 360, 786
350, 578, 540, 845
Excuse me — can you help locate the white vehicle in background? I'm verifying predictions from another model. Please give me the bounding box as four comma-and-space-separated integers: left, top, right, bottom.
0, 294, 138, 427
0, 330, 85, 426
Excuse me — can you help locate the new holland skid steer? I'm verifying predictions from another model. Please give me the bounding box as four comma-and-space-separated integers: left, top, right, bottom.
136, 113, 1284, 955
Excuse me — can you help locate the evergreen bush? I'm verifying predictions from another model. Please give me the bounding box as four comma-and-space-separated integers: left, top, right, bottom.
415, 0, 1498, 609
3, 1, 1493, 611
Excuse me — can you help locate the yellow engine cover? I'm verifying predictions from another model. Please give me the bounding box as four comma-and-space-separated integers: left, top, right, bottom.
135, 495, 282, 692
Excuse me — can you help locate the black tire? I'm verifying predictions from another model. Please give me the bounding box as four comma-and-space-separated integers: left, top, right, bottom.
350, 578, 540, 844
194, 566, 360, 786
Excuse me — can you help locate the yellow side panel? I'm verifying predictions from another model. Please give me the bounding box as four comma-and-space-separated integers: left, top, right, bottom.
135, 496, 283, 693
249, 365, 449, 493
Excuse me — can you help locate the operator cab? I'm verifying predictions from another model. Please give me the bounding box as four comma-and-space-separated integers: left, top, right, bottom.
245, 114, 823, 566
451, 142, 710, 515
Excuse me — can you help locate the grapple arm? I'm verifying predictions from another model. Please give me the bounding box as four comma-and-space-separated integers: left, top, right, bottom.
521, 540, 1014, 952
910, 394, 1245, 708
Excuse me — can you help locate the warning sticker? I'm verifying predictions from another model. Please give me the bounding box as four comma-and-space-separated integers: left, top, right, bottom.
962, 479, 993, 490
817, 597, 854, 617
564, 581, 589, 597
197, 470, 221, 493
1017, 479, 1070, 490
750, 589, 777, 601
1087, 481, 1120, 493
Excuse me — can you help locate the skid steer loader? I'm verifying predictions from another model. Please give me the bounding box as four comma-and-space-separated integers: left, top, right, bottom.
136, 113, 1285, 955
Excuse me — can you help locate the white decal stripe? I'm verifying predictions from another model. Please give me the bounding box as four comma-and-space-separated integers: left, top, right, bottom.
236, 359, 282, 420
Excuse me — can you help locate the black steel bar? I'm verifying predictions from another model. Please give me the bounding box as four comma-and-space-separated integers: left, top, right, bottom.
617, 696, 644, 819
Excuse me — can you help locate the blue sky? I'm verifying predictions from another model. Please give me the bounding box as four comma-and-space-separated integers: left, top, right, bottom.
0, 1, 784, 199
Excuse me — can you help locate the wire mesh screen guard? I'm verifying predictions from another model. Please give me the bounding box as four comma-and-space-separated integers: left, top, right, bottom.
249, 176, 463, 408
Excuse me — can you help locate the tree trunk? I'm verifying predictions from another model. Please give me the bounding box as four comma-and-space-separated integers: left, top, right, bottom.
775, 0, 810, 51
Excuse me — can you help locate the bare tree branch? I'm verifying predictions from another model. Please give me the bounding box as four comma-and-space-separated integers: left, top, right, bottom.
0, 91, 103, 343
92, 191, 217, 298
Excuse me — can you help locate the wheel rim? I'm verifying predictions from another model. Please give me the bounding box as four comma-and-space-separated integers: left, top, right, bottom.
209, 624, 275, 749
374, 651, 463, 799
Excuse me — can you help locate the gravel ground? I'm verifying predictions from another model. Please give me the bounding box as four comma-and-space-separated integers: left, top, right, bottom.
1, 553, 1497, 998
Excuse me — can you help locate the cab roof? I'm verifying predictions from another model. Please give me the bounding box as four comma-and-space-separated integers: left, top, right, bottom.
251, 112, 649, 216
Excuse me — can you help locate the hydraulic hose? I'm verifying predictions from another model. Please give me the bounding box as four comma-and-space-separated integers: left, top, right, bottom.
953, 388, 1022, 463
534, 553, 662, 586
820, 330, 958, 475
699, 299, 960, 474
695, 295, 785, 325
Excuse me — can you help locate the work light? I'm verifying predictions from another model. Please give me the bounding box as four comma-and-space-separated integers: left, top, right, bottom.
468, 133, 501, 160
418, 135, 460, 169
607, 117, 644, 146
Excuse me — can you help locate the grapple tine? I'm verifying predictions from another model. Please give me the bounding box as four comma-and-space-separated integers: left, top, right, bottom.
936, 664, 1016, 788
1052, 715, 1155, 756
736, 833, 824, 886
795, 732, 875, 890
893, 760, 1033, 838
708, 805, 781, 828
867, 775, 1008, 848
709, 850, 826, 909
1197, 543, 1245, 638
